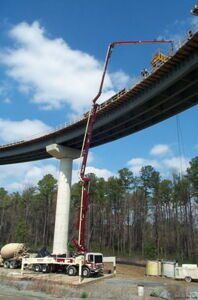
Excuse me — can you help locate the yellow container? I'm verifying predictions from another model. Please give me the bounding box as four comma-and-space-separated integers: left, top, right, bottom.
146, 260, 161, 276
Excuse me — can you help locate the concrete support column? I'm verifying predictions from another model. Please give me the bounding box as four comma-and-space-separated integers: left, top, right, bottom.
46, 144, 80, 256
53, 157, 72, 255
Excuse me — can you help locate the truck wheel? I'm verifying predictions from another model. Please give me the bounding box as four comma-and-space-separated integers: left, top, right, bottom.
3, 260, 10, 269
41, 264, 49, 273
67, 266, 77, 276
9, 260, 17, 269
65, 265, 68, 274
33, 264, 41, 272
185, 276, 192, 283
82, 266, 90, 278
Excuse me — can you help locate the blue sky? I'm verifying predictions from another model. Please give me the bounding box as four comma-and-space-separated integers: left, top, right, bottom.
0, 0, 197, 191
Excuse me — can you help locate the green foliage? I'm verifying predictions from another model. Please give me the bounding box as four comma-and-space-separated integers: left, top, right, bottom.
144, 241, 157, 258
158, 179, 173, 205
140, 165, 160, 195
118, 168, 134, 191
0, 157, 197, 262
15, 219, 28, 242
80, 291, 88, 298
71, 182, 82, 207
0, 187, 10, 209
0, 187, 8, 199
38, 174, 57, 196
187, 157, 198, 199
68, 241, 75, 252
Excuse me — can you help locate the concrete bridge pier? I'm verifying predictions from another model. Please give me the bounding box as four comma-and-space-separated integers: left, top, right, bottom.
46, 144, 80, 256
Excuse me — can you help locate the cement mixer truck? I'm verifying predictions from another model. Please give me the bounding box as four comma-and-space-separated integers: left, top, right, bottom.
0, 243, 28, 269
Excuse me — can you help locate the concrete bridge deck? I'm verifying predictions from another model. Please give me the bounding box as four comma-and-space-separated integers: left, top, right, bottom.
0, 31, 197, 165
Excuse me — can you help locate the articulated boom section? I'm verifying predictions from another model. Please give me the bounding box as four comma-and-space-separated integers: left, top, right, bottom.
72, 105, 98, 253
72, 38, 173, 254
72, 181, 90, 253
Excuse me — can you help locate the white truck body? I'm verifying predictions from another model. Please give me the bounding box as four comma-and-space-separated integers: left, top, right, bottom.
175, 264, 198, 282
22, 252, 104, 277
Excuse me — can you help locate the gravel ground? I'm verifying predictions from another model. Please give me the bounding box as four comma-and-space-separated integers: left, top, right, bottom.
0, 264, 197, 299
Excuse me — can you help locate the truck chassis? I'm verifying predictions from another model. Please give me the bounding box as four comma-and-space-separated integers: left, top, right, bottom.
21, 253, 104, 278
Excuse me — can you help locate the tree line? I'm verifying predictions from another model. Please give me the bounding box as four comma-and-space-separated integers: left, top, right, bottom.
0, 156, 197, 261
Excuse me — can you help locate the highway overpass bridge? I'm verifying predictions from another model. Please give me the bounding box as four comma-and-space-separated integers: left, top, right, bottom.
0, 31, 197, 165
0, 29, 197, 257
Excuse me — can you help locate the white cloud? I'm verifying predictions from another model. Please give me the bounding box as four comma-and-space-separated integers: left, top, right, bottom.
0, 118, 52, 143
0, 160, 59, 192
0, 155, 114, 191
25, 164, 58, 183
86, 166, 114, 179
127, 153, 190, 177
150, 144, 171, 156
127, 157, 160, 175
72, 166, 114, 184
0, 153, 192, 192
2, 97, 12, 104
72, 151, 114, 183
6, 182, 24, 191
73, 151, 94, 168
110, 71, 130, 90
0, 21, 130, 113
163, 156, 190, 173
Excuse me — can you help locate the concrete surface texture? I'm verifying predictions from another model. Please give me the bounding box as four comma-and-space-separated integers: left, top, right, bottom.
46, 144, 80, 255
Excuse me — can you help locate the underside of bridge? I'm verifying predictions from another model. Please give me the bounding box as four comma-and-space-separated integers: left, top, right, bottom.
0, 32, 197, 165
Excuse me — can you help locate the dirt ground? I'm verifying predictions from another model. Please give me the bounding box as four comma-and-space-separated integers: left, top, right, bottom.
0, 264, 197, 299
116, 263, 145, 278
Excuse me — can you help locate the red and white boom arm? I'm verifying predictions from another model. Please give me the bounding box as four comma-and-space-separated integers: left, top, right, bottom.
72, 39, 174, 253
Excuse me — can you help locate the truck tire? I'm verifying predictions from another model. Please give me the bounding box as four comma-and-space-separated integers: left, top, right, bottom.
185, 276, 192, 283
82, 266, 90, 278
33, 264, 41, 272
67, 266, 77, 276
3, 260, 10, 268
41, 264, 49, 273
65, 265, 68, 274
9, 260, 17, 269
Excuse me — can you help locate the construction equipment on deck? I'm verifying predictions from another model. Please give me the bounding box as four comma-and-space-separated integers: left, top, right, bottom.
151, 51, 169, 68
